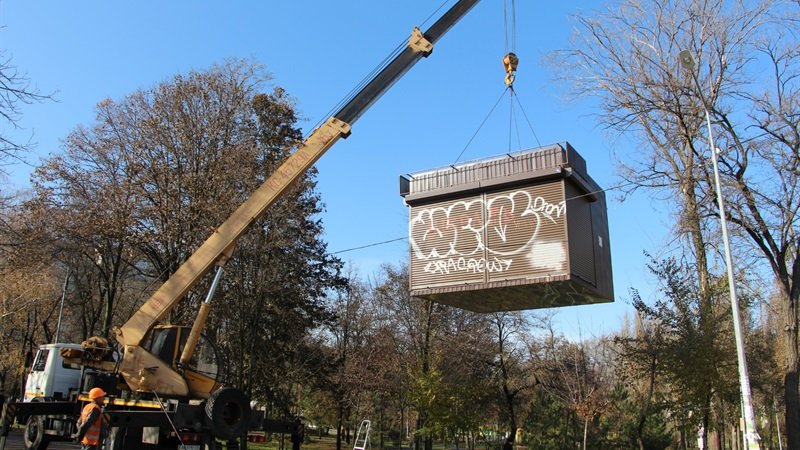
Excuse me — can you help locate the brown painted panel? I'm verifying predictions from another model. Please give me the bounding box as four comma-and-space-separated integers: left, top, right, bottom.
591, 190, 614, 300
565, 181, 595, 285
485, 182, 569, 282
402, 143, 613, 312
409, 195, 485, 288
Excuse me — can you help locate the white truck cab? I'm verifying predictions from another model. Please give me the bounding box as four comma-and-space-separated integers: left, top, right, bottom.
24, 343, 83, 402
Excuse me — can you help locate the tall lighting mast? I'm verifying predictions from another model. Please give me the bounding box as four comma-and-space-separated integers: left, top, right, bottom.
678, 49, 760, 449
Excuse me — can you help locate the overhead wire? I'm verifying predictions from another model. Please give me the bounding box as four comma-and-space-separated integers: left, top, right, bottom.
326, 0, 551, 257
332, 237, 408, 255
511, 0, 517, 50
508, 89, 517, 154
511, 90, 542, 147
504, 0, 522, 154
330, 179, 641, 255
306, 1, 451, 136
309, 40, 407, 135
503, 0, 516, 54
453, 0, 540, 165
503, 0, 538, 154
421, 0, 451, 30
503, 0, 510, 52
452, 87, 511, 165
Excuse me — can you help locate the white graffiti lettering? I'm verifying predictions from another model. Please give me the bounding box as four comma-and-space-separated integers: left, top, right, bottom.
423, 257, 513, 275
531, 196, 566, 223
409, 188, 568, 275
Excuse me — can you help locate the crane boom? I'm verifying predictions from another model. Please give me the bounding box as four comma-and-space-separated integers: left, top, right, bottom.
112, 0, 481, 396
335, 0, 481, 124
115, 117, 351, 348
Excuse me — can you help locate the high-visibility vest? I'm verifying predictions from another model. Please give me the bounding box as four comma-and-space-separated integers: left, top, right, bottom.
80, 402, 102, 445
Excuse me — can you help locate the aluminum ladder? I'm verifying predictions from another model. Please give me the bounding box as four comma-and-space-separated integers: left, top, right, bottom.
353, 420, 371, 450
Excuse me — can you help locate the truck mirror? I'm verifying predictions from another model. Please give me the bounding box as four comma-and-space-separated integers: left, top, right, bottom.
24, 351, 33, 368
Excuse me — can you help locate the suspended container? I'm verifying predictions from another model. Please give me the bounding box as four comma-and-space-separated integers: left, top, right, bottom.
399, 142, 613, 312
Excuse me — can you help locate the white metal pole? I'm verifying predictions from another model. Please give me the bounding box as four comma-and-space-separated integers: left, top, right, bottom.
703, 107, 759, 449
54, 271, 69, 344
679, 50, 760, 449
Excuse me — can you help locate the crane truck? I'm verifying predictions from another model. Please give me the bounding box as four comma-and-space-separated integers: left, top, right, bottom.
0, 1, 483, 449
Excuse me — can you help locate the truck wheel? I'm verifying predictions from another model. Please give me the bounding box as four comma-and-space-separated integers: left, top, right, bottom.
204, 387, 251, 441
23, 415, 49, 450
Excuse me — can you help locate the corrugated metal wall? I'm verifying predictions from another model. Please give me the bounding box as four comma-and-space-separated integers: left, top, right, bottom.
565, 181, 595, 285
409, 181, 569, 291
404, 145, 566, 195
485, 182, 568, 282
402, 143, 614, 312
408, 194, 485, 288
591, 189, 614, 300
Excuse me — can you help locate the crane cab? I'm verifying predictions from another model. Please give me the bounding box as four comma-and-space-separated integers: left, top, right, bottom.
143, 325, 222, 398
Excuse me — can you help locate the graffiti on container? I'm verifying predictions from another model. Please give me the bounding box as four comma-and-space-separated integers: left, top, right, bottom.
423, 256, 513, 275
410, 190, 567, 275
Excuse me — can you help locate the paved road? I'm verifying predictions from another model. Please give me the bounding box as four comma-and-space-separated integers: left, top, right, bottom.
1, 430, 80, 450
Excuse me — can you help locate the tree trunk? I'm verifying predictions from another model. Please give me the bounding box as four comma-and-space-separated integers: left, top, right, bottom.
414, 416, 422, 450
399, 406, 405, 448
378, 406, 384, 450
682, 188, 711, 298
336, 405, 344, 450
714, 398, 724, 450
635, 352, 657, 450
783, 288, 799, 449
700, 407, 709, 450
582, 416, 589, 450
784, 363, 799, 449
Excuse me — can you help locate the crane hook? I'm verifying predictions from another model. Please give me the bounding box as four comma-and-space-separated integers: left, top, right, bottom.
502, 52, 519, 86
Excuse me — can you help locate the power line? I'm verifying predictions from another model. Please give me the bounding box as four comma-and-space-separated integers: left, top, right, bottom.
332, 236, 408, 255
329, 178, 639, 255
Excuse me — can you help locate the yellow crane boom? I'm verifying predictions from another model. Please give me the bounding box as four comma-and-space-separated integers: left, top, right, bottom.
109, 0, 482, 397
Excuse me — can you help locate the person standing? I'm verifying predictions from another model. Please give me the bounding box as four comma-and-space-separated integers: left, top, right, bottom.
74, 387, 106, 450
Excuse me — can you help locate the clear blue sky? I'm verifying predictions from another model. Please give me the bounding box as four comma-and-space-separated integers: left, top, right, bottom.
1, 1, 669, 338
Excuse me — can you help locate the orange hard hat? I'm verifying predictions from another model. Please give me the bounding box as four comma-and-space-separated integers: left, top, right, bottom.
88, 387, 106, 399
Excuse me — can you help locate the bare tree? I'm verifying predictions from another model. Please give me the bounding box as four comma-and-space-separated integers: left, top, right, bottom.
613, 310, 667, 450
373, 263, 448, 450
532, 316, 611, 450
28, 125, 142, 338
0, 47, 53, 180
20, 59, 347, 394
558, 0, 800, 445
324, 272, 372, 450
488, 312, 534, 448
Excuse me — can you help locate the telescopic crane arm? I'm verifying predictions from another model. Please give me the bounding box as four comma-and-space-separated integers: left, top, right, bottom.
110, 0, 481, 397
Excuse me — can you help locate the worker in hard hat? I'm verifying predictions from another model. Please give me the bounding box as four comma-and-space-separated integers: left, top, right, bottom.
74, 387, 107, 449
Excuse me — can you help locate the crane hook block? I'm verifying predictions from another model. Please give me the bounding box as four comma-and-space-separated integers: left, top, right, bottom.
502, 52, 519, 86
